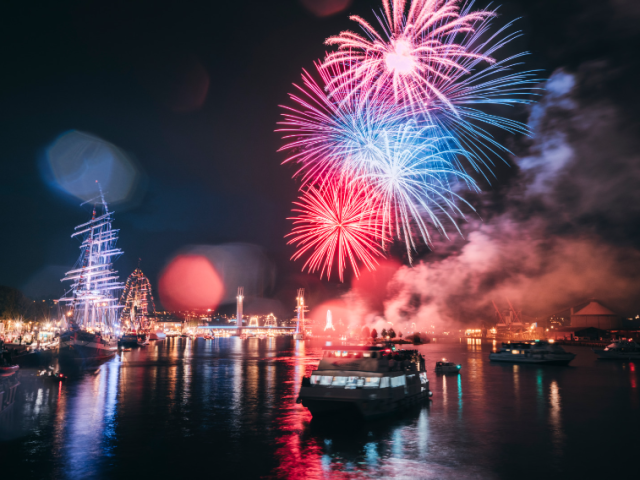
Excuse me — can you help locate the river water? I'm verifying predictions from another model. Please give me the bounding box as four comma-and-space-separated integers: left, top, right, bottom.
1, 337, 638, 479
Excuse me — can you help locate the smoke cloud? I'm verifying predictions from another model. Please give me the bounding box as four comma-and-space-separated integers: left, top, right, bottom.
355, 63, 640, 331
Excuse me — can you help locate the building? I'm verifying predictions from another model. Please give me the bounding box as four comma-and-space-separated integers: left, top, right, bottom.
549, 326, 609, 341
570, 300, 622, 330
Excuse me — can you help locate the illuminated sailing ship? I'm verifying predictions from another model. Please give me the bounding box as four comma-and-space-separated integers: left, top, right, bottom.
58, 187, 123, 360
119, 265, 164, 343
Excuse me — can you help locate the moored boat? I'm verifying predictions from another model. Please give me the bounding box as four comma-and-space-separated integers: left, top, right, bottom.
149, 331, 167, 341
59, 329, 118, 362
297, 345, 431, 419
489, 340, 576, 365
57, 187, 124, 363
593, 339, 640, 360
435, 359, 461, 374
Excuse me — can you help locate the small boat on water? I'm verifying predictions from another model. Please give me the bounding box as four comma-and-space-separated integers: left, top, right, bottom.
149, 331, 167, 341
0, 364, 19, 378
593, 339, 640, 360
435, 359, 461, 374
37, 367, 67, 381
297, 345, 431, 419
489, 340, 576, 365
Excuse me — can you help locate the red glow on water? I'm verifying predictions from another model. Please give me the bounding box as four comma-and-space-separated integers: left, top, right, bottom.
159, 254, 224, 311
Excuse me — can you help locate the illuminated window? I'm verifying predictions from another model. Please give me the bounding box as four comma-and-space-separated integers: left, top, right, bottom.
364, 378, 380, 388
319, 376, 333, 386
345, 376, 359, 389
310, 375, 321, 385
391, 376, 406, 388
511, 350, 520, 355
380, 377, 390, 388
331, 376, 347, 387
363, 353, 371, 358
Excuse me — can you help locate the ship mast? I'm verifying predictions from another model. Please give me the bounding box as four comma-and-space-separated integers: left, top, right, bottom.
59, 183, 124, 333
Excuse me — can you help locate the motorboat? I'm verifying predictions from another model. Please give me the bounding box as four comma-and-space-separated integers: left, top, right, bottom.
149, 331, 167, 341
297, 345, 432, 419
593, 339, 640, 360
489, 340, 575, 365
435, 359, 461, 374
0, 364, 19, 378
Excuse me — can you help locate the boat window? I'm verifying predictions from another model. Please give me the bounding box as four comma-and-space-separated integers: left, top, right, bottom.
341, 351, 349, 357
511, 350, 520, 354
419, 372, 428, 384
363, 353, 371, 358
380, 377, 390, 388
345, 376, 359, 389
319, 376, 333, 386
390, 376, 406, 388
310, 375, 322, 385
331, 376, 347, 387
364, 377, 380, 388
356, 378, 365, 387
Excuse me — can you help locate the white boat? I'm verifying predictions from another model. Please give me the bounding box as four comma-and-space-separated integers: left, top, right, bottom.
297, 345, 432, 419
489, 341, 576, 365
435, 359, 461, 374
593, 339, 640, 360
149, 331, 166, 341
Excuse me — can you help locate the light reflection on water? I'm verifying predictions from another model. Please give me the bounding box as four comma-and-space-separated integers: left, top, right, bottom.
1, 338, 639, 479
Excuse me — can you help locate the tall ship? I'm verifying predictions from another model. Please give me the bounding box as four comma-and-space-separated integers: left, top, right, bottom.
119, 265, 162, 345
58, 187, 124, 361
297, 345, 431, 419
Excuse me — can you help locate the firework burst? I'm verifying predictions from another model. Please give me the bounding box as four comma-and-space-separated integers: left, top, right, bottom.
287, 180, 385, 282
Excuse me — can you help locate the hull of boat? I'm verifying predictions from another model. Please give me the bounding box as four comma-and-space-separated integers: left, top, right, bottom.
489, 353, 575, 365
299, 382, 431, 419
0, 365, 19, 377
593, 350, 640, 360
59, 338, 117, 362
119, 335, 139, 347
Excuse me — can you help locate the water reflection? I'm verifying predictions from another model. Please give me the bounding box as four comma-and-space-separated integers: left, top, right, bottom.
549, 380, 564, 456
2, 339, 640, 479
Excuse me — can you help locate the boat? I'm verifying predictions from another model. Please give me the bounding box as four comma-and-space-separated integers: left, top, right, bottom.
297, 345, 432, 419
149, 331, 166, 341
37, 367, 67, 382
119, 333, 139, 347
489, 340, 576, 365
0, 365, 19, 378
58, 187, 124, 363
593, 339, 640, 360
435, 359, 461, 374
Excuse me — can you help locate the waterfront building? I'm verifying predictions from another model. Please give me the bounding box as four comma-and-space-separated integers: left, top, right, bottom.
570, 300, 622, 330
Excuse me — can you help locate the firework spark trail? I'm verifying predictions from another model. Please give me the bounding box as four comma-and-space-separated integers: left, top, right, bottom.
279, 0, 537, 280
322, 0, 538, 174
287, 180, 385, 282
278, 63, 404, 187
356, 121, 478, 260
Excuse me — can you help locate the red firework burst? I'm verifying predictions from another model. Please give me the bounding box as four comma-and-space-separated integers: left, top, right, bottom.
287, 180, 385, 282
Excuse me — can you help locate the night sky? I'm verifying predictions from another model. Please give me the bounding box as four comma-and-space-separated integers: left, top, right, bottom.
1, 0, 639, 317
